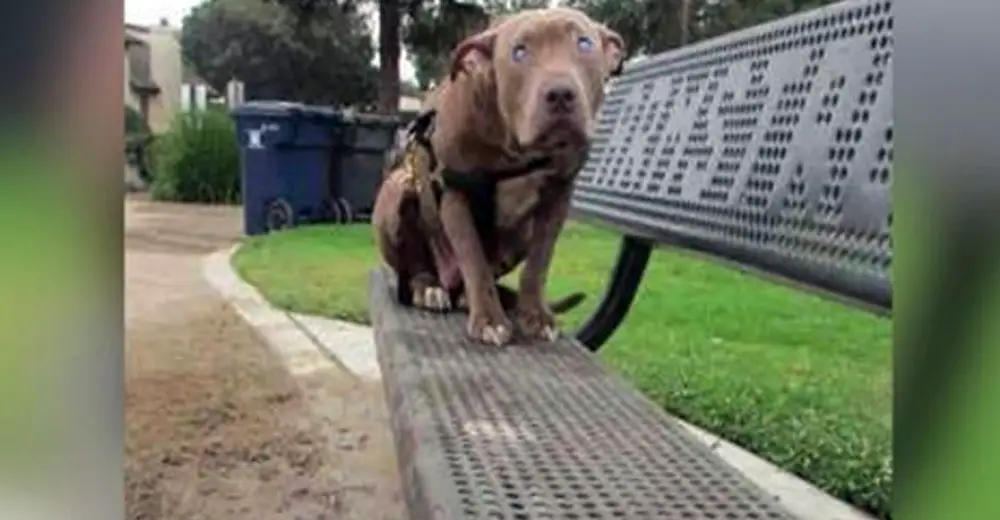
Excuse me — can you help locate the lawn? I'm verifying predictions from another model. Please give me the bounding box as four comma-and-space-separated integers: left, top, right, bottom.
233, 220, 892, 518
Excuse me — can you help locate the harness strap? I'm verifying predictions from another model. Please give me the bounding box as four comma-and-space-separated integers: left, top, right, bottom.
439, 155, 553, 248
403, 109, 552, 245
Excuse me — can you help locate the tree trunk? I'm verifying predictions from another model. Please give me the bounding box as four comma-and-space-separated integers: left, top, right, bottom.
678, 0, 690, 45
377, 0, 401, 115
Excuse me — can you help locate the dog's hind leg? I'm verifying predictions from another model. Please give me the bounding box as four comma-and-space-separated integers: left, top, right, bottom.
409, 271, 452, 312
392, 212, 453, 312
374, 169, 452, 311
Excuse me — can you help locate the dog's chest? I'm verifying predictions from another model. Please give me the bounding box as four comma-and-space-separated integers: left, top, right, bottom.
494, 170, 551, 229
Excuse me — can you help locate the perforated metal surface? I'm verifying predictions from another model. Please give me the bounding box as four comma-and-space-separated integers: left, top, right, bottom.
371, 270, 796, 520
573, 0, 893, 310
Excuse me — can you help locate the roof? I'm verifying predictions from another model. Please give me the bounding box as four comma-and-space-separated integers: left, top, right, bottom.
125, 23, 151, 34
125, 24, 146, 48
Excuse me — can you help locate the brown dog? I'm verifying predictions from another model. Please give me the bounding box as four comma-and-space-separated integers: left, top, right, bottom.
373, 7, 624, 346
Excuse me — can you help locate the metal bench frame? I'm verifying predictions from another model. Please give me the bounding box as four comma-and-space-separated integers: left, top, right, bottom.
574, 0, 892, 350
371, 1, 893, 518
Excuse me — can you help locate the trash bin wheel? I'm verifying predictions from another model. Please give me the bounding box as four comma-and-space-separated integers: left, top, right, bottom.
265, 198, 294, 232
319, 198, 340, 223
337, 198, 354, 224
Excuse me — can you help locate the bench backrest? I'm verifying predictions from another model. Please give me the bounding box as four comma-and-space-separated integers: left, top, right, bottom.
573, 0, 893, 313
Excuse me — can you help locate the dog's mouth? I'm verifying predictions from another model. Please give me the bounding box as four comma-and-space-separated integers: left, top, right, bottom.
527, 119, 590, 152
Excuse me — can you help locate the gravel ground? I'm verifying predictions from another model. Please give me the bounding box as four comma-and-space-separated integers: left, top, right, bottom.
124, 195, 402, 520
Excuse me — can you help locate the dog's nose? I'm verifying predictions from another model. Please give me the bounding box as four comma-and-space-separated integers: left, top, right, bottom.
543, 84, 577, 114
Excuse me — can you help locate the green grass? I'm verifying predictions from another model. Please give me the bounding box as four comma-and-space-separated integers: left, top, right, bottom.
234, 221, 892, 518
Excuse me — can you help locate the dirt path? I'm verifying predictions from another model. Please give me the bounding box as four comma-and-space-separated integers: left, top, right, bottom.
125, 195, 402, 520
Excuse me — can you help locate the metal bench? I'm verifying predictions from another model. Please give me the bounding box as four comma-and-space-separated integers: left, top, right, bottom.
370, 0, 892, 518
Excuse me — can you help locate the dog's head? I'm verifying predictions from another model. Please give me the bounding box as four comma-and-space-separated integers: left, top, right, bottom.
449, 8, 624, 154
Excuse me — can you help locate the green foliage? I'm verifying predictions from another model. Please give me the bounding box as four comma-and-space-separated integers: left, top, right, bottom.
181, 0, 377, 106
125, 105, 148, 136
565, 0, 840, 56
400, 0, 840, 88
400, 80, 423, 97
125, 134, 155, 183
125, 105, 153, 182
403, 0, 549, 87
150, 108, 241, 204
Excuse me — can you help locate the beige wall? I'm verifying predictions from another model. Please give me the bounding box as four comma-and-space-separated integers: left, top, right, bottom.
125, 24, 181, 133
124, 51, 140, 111
143, 26, 182, 133
400, 95, 423, 112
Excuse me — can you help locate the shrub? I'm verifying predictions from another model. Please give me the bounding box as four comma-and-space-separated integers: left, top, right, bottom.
125, 105, 148, 136
125, 134, 155, 183
150, 108, 241, 204
125, 105, 153, 183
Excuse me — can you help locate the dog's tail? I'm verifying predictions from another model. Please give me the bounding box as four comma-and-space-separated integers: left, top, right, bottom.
548, 291, 587, 314
495, 284, 587, 315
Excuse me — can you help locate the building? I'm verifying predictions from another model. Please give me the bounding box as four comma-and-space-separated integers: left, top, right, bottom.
399, 95, 423, 113
125, 20, 182, 133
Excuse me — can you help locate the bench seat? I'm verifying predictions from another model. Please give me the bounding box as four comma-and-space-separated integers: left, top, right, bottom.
370, 269, 796, 520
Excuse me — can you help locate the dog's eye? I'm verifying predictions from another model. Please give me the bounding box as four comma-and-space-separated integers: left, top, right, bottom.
577, 36, 595, 53
511, 44, 528, 62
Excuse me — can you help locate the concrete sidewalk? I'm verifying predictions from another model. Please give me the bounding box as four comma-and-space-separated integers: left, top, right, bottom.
203, 242, 875, 520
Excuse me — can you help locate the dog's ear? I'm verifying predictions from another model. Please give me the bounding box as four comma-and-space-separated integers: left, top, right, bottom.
597, 24, 625, 77
449, 29, 498, 80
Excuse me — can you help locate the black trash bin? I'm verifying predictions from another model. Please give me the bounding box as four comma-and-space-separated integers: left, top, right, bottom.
327, 112, 401, 223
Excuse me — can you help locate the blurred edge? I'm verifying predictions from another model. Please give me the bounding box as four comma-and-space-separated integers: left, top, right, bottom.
896, 0, 1000, 519
0, 0, 125, 520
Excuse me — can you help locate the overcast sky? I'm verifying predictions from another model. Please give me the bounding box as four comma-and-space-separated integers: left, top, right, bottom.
124, 0, 418, 83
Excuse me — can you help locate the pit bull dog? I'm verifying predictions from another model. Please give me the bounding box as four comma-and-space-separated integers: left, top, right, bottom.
372, 7, 625, 346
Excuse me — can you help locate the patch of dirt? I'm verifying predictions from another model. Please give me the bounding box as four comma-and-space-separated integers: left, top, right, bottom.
125, 196, 402, 520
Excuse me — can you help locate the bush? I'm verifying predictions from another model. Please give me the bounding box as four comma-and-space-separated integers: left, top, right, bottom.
125, 105, 153, 184
125, 105, 148, 136
150, 108, 241, 204
125, 134, 155, 183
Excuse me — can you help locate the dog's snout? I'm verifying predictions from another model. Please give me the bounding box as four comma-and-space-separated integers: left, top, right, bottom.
542, 83, 578, 114
545, 86, 576, 106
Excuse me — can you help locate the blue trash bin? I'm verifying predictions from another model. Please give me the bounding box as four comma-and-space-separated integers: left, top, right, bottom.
231, 101, 341, 236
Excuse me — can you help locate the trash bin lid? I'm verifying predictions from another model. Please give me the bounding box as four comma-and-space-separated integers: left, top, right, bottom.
298, 105, 343, 121
231, 100, 305, 118
349, 113, 401, 127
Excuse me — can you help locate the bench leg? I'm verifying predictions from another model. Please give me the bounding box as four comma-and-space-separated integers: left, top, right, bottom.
574, 235, 652, 351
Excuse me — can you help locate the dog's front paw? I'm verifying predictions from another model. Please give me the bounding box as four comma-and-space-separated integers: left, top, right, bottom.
515, 304, 559, 343
412, 285, 452, 312
466, 312, 514, 347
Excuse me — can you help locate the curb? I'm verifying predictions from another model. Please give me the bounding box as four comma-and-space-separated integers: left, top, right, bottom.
202, 245, 346, 378
679, 422, 876, 520
202, 244, 382, 382
202, 244, 875, 520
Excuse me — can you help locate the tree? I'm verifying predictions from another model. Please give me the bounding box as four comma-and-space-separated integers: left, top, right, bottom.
270, 0, 411, 114
563, 0, 691, 56
565, 0, 840, 58
403, 0, 548, 89
181, 0, 378, 106
378, 0, 402, 113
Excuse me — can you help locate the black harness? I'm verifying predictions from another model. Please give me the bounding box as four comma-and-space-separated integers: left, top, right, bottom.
403, 110, 554, 245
